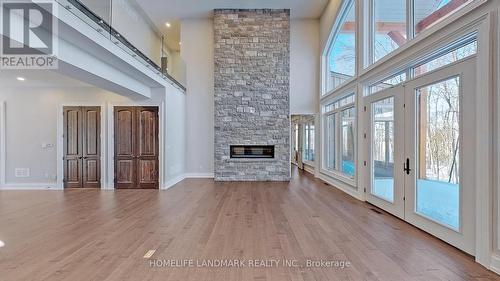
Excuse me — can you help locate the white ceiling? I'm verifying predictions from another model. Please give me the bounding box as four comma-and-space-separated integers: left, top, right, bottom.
136, 0, 330, 51
0, 70, 93, 88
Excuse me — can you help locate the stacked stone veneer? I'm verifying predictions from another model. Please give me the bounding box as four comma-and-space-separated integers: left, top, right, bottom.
214, 9, 290, 181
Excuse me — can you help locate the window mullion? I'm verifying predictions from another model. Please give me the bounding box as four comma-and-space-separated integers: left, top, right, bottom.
407, 0, 414, 40
368, 0, 374, 66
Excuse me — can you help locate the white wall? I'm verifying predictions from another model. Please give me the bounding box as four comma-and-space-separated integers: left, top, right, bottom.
319, 0, 342, 50
290, 20, 320, 114
1, 87, 130, 186
181, 19, 215, 176
0, 84, 186, 189
165, 84, 187, 185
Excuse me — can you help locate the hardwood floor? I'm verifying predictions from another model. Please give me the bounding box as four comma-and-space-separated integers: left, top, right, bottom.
0, 168, 497, 281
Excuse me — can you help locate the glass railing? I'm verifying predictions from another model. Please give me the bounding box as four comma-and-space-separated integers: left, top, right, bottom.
55, 0, 186, 91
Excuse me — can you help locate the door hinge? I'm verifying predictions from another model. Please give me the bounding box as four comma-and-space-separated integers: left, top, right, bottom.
363, 161, 367, 166
364, 106, 367, 112
403, 103, 406, 108
364, 188, 366, 193
363, 133, 367, 139
403, 196, 406, 201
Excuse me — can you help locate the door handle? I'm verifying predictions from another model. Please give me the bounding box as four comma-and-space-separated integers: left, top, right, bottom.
404, 158, 411, 175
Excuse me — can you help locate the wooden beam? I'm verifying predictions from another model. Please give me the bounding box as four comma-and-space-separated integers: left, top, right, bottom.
341, 22, 406, 33
387, 31, 406, 46
416, 0, 469, 33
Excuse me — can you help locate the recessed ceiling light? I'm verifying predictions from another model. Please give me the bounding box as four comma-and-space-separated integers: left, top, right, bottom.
179, 42, 182, 45
16, 77, 25, 81
166, 22, 171, 28
0, 240, 5, 247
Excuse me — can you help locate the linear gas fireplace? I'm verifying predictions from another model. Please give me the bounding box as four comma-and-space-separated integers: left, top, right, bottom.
230, 145, 275, 159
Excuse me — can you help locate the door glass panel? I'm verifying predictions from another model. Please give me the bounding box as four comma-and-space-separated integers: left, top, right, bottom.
341, 107, 356, 177
416, 77, 460, 230
372, 97, 395, 202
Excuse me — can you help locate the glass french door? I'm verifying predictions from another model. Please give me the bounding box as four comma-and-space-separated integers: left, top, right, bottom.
404, 57, 476, 254
365, 86, 405, 219
365, 57, 476, 254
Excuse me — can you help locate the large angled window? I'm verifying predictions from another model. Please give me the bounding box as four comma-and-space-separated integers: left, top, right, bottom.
325, 1, 356, 93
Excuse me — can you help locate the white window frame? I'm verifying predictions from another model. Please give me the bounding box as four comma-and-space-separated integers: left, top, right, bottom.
364, 0, 480, 68
302, 119, 315, 165
321, 0, 357, 97
362, 33, 479, 97
321, 89, 357, 187
319, 0, 494, 267
366, 0, 411, 67
361, 0, 486, 74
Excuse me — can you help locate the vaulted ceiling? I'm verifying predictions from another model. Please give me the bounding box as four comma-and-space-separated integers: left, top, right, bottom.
135, 0, 330, 51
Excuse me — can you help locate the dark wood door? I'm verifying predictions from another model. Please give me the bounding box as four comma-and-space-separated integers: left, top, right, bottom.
114, 107, 136, 189
82, 107, 101, 188
136, 107, 159, 189
64, 106, 101, 188
114, 106, 159, 189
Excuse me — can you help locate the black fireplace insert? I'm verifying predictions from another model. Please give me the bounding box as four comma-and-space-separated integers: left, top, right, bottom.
230, 145, 275, 159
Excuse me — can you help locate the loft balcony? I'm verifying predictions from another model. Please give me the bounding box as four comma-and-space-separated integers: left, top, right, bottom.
55, 0, 186, 92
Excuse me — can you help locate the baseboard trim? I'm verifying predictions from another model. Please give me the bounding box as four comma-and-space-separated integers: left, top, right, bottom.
163, 174, 187, 190
0, 183, 61, 190
184, 173, 215, 178
303, 164, 315, 175
490, 254, 500, 275
317, 173, 363, 201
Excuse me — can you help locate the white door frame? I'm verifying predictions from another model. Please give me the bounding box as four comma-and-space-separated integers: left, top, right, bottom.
364, 86, 405, 219
404, 57, 476, 255
107, 102, 165, 190
57, 103, 106, 189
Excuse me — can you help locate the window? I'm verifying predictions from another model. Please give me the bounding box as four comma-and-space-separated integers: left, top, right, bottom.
303, 122, 315, 162
368, 72, 407, 95
413, 40, 477, 76
341, 107, 356, 178
372, 0, 407, 63
293, 124, 299, 151
325, 113, 336, 170
292, 123, 299, 163
322, 94, 356, 179
325, 0, 356, 93
368, 0, 473, 65
414, 0, 472, 35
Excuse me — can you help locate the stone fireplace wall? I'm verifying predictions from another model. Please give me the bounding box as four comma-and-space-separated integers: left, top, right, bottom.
214, 9, 290, 181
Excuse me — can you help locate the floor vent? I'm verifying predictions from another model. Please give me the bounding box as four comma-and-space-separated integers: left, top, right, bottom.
15, 168, 30, 178
370, 208, 383, 214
